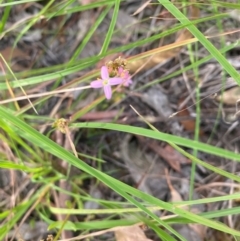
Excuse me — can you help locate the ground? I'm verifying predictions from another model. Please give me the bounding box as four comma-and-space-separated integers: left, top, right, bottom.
1, 1, 240, 241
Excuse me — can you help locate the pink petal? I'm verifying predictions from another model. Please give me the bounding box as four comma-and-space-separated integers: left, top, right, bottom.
108, 77, 123, 86
91, 80, 103, 88
103, 85, 112, 99
123, 78, 133, 87
118, 67, 123, 74
124, 71, 131, 79
101, 66, 109, 80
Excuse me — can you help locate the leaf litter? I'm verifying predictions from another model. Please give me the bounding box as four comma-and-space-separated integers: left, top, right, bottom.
1, 1, 240, 241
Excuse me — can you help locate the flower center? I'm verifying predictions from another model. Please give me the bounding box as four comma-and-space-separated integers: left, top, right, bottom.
121, 73, 125, 79
103, 79, 109, 85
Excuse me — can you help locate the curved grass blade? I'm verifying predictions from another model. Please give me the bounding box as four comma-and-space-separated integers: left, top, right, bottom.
0, 106, 240, 237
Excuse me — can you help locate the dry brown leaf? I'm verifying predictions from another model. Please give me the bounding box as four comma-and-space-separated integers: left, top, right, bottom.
115, 225, 153, 241
0, 47, 26, 61
165, 169, 205, 241
136, 135, 181, 172
120, 134, 168, 200
189, 223, 206, 240
164, 145, 191, 165
132, 0, 152, 16
148, 142, 190, 172
0, 46, 29, 71
165, 168, 183, 203
151, 143, 181, 171
177, 99, 204, 135
177, 107, 196, 132
177, 98, 197, 132
216, 87, 240, 105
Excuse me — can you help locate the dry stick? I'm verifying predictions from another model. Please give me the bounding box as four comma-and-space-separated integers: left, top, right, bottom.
169, 92, 218, 118
132, 0, 151, 16
0, 61, 20, 111
52, 188, 74, 241
0, 85, 91, 104
227, 159, 237, 229
195, 182, 240, 191
52, 126, 77, 240
0, 54, 38, 114
63, 125, 78, 158
9, 184, 51, 241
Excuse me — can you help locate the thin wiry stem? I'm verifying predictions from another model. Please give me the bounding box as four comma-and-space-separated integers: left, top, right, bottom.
0, 85, 91, 104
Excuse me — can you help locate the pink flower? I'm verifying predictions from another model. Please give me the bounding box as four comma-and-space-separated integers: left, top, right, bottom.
91, 66, 123, 99
118, 67, 132, 87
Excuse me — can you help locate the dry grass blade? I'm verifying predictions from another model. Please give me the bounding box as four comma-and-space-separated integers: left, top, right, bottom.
128, 4, 199, 72
132, 0, 152, 16
0, 86, 91, 104
165, 168, 183, 203
115, 225, 153, 241
0, 54, 38, 114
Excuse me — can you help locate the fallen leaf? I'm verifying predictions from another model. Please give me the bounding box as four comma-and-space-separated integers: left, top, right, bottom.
164, 145, 191, 165
142, 88, 182, 136
229, 9, 240, 22
189, 223, 206, 240
165, 170, 205, 241
115, 225, 153, 241
0, 46, 29, 71
148, 142, 190, 172
120, 134, 169, 201
177, 99, 204, 135
216, 86, 240, 105
177, 103, 196, 132
0, 47, 26, 62
150, 143, 180, 172
165, 168, 183, 203
136, 135, 181, 172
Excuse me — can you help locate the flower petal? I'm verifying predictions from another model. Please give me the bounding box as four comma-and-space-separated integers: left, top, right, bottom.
123, 77, 133, 87
101, 66, 109, 80
118, 67, 123, 74
91, 79, 103, 88
108, 77, 123, 86
103, 85, 112, 99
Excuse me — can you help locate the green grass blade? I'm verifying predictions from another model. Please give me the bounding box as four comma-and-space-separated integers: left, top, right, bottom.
0, 0, 39, 7
13, 0, 55, 49
157, 0, 240, 85
70, 5, 112, 63
99, 0, 120, 55
1, 106, 240, 236
73, 122, 240, 163
0, 0, 13, 33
